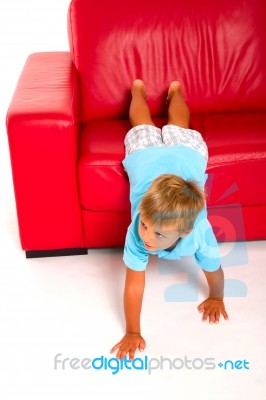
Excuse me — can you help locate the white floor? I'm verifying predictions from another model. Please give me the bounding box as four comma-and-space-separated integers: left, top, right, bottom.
1, 1, 266, 399
1, 116, 266, 400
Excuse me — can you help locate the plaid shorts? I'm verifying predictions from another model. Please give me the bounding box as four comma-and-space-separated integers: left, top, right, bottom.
124, 124, 208, 160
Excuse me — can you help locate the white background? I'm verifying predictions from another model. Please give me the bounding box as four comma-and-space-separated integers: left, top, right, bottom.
0, 1, 266, 399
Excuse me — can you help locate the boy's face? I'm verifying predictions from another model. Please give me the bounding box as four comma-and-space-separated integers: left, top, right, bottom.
138, 214, 190, 251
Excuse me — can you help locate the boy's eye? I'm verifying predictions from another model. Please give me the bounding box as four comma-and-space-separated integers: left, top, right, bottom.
140, 221, 165, 239
155, 232, 164, 239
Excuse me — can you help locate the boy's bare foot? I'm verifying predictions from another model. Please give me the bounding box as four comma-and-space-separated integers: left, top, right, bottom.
131, 79, 147, 98
167, 81, 183, 102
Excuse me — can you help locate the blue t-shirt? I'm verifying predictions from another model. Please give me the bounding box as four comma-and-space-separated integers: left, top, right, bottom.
122, 145, 221, 272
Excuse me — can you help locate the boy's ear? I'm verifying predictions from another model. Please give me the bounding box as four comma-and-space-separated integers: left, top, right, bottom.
180, 229, 192, 238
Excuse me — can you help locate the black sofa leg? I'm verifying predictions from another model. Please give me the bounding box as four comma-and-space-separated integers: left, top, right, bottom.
26, 248, 88, 258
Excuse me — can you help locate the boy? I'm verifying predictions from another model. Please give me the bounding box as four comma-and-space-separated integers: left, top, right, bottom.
110, 80, 228, 360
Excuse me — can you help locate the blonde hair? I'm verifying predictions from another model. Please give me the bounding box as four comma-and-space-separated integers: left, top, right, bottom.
139, 174, 205, 233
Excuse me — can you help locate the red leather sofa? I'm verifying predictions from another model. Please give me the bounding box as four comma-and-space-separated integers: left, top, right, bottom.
6, 0, 266, 257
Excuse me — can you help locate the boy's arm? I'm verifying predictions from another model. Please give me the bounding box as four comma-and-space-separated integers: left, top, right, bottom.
124, 267, 145, 334
198, 266, 229, 324
110, 267, 146, 360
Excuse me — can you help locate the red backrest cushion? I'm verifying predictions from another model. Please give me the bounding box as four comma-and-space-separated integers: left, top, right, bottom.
68, 0, 266, 122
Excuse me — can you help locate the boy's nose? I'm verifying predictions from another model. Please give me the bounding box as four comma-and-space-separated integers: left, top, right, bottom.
143, 230, 154, 246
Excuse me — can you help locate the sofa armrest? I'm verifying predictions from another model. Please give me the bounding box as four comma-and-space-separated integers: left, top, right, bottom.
6, 52, 85, 251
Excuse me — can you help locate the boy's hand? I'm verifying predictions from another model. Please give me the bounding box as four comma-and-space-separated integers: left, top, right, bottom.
110, 333, 146, 360
198, 298, 229, 324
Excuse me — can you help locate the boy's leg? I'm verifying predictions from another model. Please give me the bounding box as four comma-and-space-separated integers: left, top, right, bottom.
124, 80, 162, 156
129, 80, 155, 127
167, 81, 190, 128
163, 81, 208, 161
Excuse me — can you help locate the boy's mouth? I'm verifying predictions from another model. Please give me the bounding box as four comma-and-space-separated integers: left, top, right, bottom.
144, 242, 155, 250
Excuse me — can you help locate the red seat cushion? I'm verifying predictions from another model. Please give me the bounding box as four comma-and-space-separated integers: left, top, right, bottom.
78, 120, 131, 211
195, 113, 266, 207
78, 113, 266, 212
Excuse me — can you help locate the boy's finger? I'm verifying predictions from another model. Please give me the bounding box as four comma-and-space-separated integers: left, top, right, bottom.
129, 348, 136, 360
110, 342, 122, 353
197, 303, 204, 312
214, 311, 220, 324
139, 340, 146, 351
119, 347, 130, 359
202, 309, 209, 321
222, 310, 229, 320
209, 311, 216, 324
